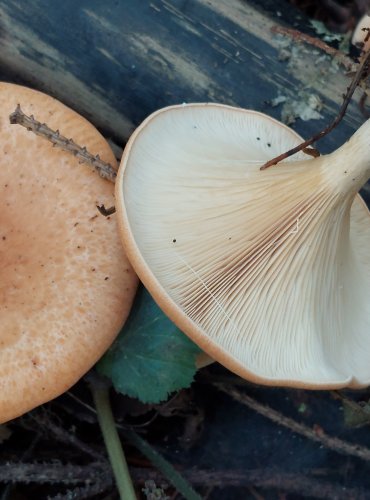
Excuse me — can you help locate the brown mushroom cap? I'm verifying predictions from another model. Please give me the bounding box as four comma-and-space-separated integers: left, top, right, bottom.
116, 103, 370, 390
0, 82, 137, 423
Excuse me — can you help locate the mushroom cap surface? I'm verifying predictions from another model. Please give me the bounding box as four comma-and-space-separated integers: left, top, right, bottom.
116, 103, 370, 389
0, 83, 137, 423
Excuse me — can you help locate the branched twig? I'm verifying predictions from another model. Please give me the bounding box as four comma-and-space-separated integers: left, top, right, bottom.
0, 430, 41, 500
27, 410, 107, 462
0, 462, 111, 485
49, 481, 112, 500
215, 383, 370, 462
9, 105, 117, 182
67, 384, 202, 499
1, 461, 367, 499
271, 25, 354, 71
261, 48, 370, 170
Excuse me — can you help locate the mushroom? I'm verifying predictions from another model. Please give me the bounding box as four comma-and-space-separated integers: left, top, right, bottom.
115, 103, 370, 389
0, 82, 137, 423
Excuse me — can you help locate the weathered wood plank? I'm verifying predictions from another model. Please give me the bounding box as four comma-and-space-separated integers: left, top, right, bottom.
0, 0, 364, 152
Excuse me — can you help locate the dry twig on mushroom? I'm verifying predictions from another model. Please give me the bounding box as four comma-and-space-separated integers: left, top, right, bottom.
116, 103, 370, 389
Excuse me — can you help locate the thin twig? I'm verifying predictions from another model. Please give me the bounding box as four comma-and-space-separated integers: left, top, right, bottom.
49, 481, 112, 500
0, 430, 41, 500
271, 25, 354, 71
215, 383, 370, 462
124, 429, 202, 500
130, 466, 368, 500
9, 105, 117, 182
2, 462, 366, 499
261, 48, 370, 170
27, 410, 107, 462
66, 390, 97, 415
0, 462, 111, 485
68, 383, 202, 499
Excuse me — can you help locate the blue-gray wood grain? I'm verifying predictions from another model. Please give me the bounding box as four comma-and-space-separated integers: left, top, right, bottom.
0, 0, 364, 152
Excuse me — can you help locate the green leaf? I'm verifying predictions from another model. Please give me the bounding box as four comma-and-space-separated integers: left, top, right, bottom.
343, 399, 370, 428
97, 286, 202, 403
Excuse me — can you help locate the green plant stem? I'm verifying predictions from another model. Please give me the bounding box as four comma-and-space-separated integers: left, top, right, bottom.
123, 428, 202, 500
91, 384, 137, 500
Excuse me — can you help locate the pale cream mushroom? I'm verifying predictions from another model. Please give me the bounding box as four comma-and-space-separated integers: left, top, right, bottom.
0, 83, 137, 423
115, 103, 370, 389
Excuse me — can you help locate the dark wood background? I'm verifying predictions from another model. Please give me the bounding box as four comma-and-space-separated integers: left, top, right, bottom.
0, 0, 364, 148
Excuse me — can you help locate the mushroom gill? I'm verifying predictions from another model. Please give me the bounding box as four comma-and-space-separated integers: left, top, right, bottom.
116, 103, 370, 389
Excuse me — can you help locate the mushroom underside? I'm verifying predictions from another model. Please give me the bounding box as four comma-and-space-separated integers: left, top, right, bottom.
117, 104, 370, 388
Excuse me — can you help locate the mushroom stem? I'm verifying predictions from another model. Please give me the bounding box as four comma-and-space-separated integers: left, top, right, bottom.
327, 118, 370, 195
90, 381, 137, 500
9, 105, 117, 182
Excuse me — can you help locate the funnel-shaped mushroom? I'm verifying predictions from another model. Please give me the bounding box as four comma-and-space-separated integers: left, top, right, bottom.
116, 103, 370, 389
0, 83, 137, 423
